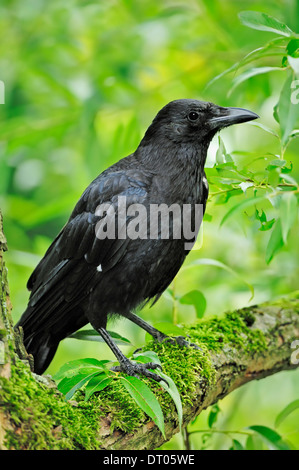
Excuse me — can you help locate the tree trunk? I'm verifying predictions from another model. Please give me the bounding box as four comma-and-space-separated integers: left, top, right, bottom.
0, 211, 15, 446
0, 212, 298, 450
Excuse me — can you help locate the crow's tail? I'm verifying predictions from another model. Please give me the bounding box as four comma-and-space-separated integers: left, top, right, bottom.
15, 258, 92, 374
15, 319, 59, 375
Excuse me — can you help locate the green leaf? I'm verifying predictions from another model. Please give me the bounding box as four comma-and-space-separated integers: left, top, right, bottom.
230, 66, 284, 94
120, 376, 165, 437
69, 329, 131, 346
214, 162, 246, 182
266, 158, 287, 170
287, 39, 299, 57
216, 136, 233, 164
276, 73, 299, 147
239, 11, 294, 37
220, 195, 269, 227
84, 374, 113, 401
259, 218, 275, 232
158, 371, 183, 431
214, 188, 243, 205
57, 371, 103, 400
231, 439, 244, 450
279, 192, 297, 243
208, 403, 221, 428
255, 209, 275, 232
255, 209, 267, 223
275, 399, 299, 428
248, 425, 290, 450
205, 37, 287, 89
179, 290, 207, 318
53, 358, 109, 382
131, 351, 183, 430
216, 136, 225, 164
281, 162, 294, 174
266, 219, 284, 264
250, 122, 279, 138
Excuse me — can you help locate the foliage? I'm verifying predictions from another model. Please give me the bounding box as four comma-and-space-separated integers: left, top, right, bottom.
203, 9, 299, 270
187, 401, 299, 450
0, 0, 298, 450
53, 349, 183, 438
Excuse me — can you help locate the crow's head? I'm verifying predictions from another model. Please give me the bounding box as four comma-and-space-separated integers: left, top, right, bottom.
140, 99, 259, 146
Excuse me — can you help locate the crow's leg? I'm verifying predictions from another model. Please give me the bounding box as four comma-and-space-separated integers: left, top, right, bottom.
96, 327, 165, 383
126, 311, 168, 342
126, 311, 201, 350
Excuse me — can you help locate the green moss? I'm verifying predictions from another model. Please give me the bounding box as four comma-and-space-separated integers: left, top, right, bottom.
85, 378, 146, 434
185, 309, 267, 356
0, 359, 104, 450
145, 337, 215, 407
0, 306, 269, 449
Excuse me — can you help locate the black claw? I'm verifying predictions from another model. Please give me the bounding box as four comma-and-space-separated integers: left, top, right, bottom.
145, 362, 163, 371
111, 360, 167, 384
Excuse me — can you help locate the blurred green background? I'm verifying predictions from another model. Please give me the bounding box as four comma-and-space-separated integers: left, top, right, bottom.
1, 0, 298, 450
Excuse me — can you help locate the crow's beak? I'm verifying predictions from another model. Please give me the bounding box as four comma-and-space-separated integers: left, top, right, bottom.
209, 107, 259, 130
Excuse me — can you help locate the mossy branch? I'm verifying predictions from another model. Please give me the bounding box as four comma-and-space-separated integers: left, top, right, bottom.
0, 211, 298, 450
94, 298, 299, 450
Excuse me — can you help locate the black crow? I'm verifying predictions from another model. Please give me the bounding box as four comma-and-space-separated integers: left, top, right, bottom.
15, 99, 258, 380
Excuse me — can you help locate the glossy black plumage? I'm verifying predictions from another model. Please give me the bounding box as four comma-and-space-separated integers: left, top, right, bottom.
15, 99, 258, 377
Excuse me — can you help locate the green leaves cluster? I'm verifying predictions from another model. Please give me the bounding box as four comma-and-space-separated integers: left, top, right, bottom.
207, 11, 299, 266
189, 400, 299, 450
238, 11, 295, 37
53, 347, 183, 438
178, 12, 299, 449
236, 11, 299, 153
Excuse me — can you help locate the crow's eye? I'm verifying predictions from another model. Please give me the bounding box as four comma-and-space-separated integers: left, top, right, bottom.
188, 111, 199, 121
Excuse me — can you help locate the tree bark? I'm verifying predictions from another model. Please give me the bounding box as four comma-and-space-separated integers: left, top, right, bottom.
0, 211, 15, 447
0, 212, 298, 450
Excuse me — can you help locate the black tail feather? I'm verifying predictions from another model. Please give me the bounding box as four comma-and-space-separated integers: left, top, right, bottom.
14, 322, 59, 375
15, 299, 88, 375
27, 336, 59, 375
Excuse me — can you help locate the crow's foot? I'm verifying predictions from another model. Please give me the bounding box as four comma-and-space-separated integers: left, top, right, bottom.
111, 359, 166, 383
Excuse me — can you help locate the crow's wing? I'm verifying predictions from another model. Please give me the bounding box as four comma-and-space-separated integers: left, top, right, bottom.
18, 165, 150, 333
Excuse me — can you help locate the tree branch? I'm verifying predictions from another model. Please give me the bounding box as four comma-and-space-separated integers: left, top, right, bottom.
0, 211, 298, 450
97, 298, 299, 450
